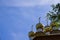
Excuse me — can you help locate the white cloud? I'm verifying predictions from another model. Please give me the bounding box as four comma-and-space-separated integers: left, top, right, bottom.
0, 0, 60, 7
40, 0, 60, 5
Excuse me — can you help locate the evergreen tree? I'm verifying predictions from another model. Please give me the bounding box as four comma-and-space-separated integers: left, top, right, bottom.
47, 3, 60, 22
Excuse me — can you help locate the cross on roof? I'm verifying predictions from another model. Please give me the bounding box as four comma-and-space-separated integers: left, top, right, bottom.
39, 17, 41, 23
31, 25, 33, 31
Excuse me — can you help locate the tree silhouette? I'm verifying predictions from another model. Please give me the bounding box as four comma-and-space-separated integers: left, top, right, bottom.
47, 3, 60, 22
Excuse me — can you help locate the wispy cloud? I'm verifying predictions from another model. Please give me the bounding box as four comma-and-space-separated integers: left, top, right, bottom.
0, 0, 60, 7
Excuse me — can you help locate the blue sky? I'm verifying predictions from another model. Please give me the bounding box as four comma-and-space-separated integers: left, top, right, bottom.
0, 0, 60, 40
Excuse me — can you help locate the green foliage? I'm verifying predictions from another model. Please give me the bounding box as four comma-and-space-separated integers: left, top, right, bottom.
47, 3, 60, 22
47, 3, 60, 28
